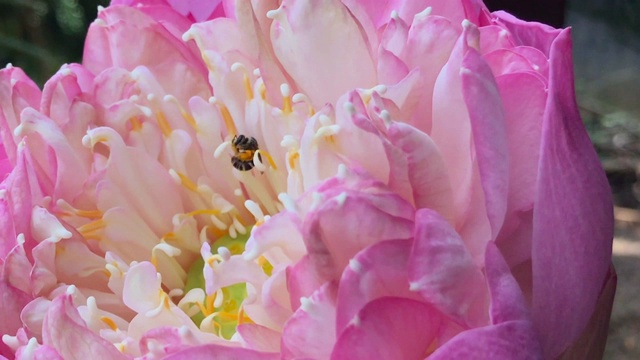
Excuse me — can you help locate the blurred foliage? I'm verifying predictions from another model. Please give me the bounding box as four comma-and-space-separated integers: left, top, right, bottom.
0, 0, 109, 85
568, 0, 640, 39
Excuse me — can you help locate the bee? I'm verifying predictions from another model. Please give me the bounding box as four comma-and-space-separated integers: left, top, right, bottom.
231, 134, 261, 171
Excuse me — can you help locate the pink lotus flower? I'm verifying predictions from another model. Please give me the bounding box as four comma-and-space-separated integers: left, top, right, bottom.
0, 0, 615, 359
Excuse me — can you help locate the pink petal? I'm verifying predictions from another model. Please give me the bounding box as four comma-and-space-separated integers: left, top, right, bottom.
122, 261, 161, 314
301, 172, 414, 284
244, 211, 306, 263
30, 241, 58, 296
269, 0, 376, 108
14, 342, 63, 360
341, 0, 403, 29
89, 127, 184, 235
430, 25, 492, 253
492, 11, 561, 57
164, 344, 279, 360
484, 242, 530, 323
2, 241, 32, 294
170, 0, 222, 22
531, 28, 614, 358
281, 283, 337, 359
203, 254, 267, 295
16, 108, 92, 202
428, 320, 542, 359
40, 64, 94, 126
461, 47, 508, 240
0, 66, 41, 164
335, 239, 422, 332
243, 267, 292, 332
230, 0, 290, 105
286, 255, 325, 311
334, 92, 390, 184
0, 148, 43, 258
236, 324, 282, 353
402, 12, 460, 133
21, 297, 51, 340
493, 72, 546, 268
331, 297, 444, 360
477, 25, 516, 54
483, 49, 539, 77
558, 266, 616, 359
0, 280, 31, 338
84, 6, 210, 104
408, 209, 489, 327
386, 122, 455, 222
377, 49, 410, 85
42, 294, 128, 360
0, 140, 12, 181
382, 0, 489, 29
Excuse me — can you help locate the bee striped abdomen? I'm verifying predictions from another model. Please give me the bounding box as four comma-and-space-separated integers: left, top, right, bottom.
230, 134, 261, 171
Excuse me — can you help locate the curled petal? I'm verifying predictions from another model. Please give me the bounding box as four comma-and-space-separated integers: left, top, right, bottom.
335, 239, 420, 332
331, 297, 444, 360
301, 171, 414, 285
42, 294, 128, 360
427, 320, 542, 360
0, 66, 41, 163
281, 283, 337, 360
531, 28, 614, 358
408, 209, 489, 327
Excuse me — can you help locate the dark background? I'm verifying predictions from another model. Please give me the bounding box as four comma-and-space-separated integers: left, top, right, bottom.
0, 0, 639, 358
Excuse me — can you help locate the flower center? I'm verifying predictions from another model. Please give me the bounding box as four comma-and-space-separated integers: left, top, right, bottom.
178, 228, 274, 339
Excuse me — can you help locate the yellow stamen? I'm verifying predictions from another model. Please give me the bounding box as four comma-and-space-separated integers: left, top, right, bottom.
228, 243, 244, 255
77, 219, 106, 236
55, 245, 65, 256
116, 343, 126, 353
216, 311, 238, 320
83, 234, 102, 242
206, 255, 223, 267
196, 301, 208, 316
243, 74, 254, 101
181, 110, 198, 131
283, 95, 293, 114
130, 116, 142, 131
185, 209, 221, 217
257, 256, 273, 276
101, 269, 111, 278
206, 293, 216, 314
256, 150, 278, 170
237, 306, 253, 325
259, 83, 267, 100
161, 232, 177, 242
162, 293, 172, 310
218, 104, 237, 136
237, 306, 246, 324
100, 316, 118, 331
288, 151, 300, 170
176, 172, 199, 192
208, 226, 225, 238
156, 111, 172, 137
74, 209, 102, 219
